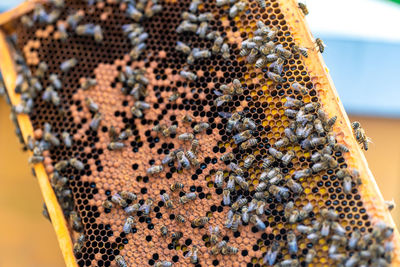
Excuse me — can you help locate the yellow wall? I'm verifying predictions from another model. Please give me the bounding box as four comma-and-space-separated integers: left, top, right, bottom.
0, 99, 64, 267
349, 115, 400, 227
0, 97, 398, 266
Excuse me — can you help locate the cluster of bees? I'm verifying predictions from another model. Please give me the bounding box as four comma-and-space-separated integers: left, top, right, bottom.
175, 0, 242, 82
3, 0, 395, 266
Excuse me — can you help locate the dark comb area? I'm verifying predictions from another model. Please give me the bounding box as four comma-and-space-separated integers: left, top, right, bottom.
1, 0, 397, 266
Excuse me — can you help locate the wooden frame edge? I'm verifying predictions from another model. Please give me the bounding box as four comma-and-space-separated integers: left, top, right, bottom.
0, 29, 77, 267
280, 0, 400, 263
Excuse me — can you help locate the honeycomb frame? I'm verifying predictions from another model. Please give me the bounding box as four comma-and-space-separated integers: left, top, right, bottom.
0, 0, 398, 266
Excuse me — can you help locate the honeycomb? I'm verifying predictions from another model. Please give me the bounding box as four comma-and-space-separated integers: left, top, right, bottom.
0, 0, 399, 266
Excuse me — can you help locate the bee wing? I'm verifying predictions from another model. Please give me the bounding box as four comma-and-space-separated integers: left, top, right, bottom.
218, 111, 232, 118
213, 90, 223, 96
185, 250, 193, 258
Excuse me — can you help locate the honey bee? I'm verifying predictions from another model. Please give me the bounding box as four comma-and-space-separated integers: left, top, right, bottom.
229, 1, 247, 18
334, 143, 349, 153
269, 147, 283, 160
292, 44, 308, 58
311, 161, 328, 173
180, 192, 197, 204
170, 182, 184, 192
221, 245, 238, 255
154, 261, 172, 267
108, 141, 125, 150
269, 185, 290, 202
250, 214, 266, 230
147, 165, 163, 175
263, 241, 280, 265
182, 114, 193, 123
70, 211, 83, 232
193, 48, 211, 59
223, 189, 231, 206
123, 216, 135, 234
43, 131, 60, 147
297, 224, 312, 234
240, 138, 257, 150
256, 200, 266, 215
226, 112, 241, 133
176, 214, 185, 223
144, 4, 163, 18
212, 36, 224, 53
81, 78, 97, 90
124, 203, 141, 214
73, 234, 85, 255
84, 97, 98, 113
60, 58, 78, 73
255, 0, 266, 8
181, 11, 197, 22
161, 125, 177, 137
139, 198, 153, 215
185, 245, 199, 263
229, 213, 242, 232
285, 96, 303, 108
191, 139, 199, 153
226, 175, 235, 192
280, 259, 299, 267
126, 4, 143, 21
176, 21, 198, 34
284, 126, 298, 143
256, 181, 267, 192
61, 132, 72, 148
69, 158, 84, 170
177, 151, 190, 169
35, 61, 48, 78
169, 92, 180, 102
171, 231, 183, 240
111, 193, 128, 208
260, 156, 273, 169
309, 137, 327, 148
178, 133, 194, 141
287, 230, 298, 255
233, 130, 252, 144
274, 137, 289, 149
119, 191, 136, 201
194, 122, 210, 133
243, 154, 255, 169
102, 199, 113, 210
160, 225, 168, 237
351, 121, 371, 151
161, 193, 174, 209
348, 229, 361, 249
115, 255, 127, 267
343, 176, 353, 194
175, 41, 191, 55
232, 197, 248, 211
298, 2, 309, 15
315, 38, 326, 53
191, 216, 209, 227
331, 221, 346, 236
66, 11, 84, 29
228, 162, 244, 176
321, 208, 339, 221
90, 112, 102, 131
220, 152, 234, 162
209, 226, 220, 244
118, 129, 132, 141
313, 119, 324, 134
214, 170, 224, 188
296, 124, 313, 139
21, 15, 33, 27
221, 43, 230, 60
286, 178, 303, 194
385, 200, 395, 211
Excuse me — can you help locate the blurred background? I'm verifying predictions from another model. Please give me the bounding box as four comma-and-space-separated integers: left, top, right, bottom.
0, 0, 400, 266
